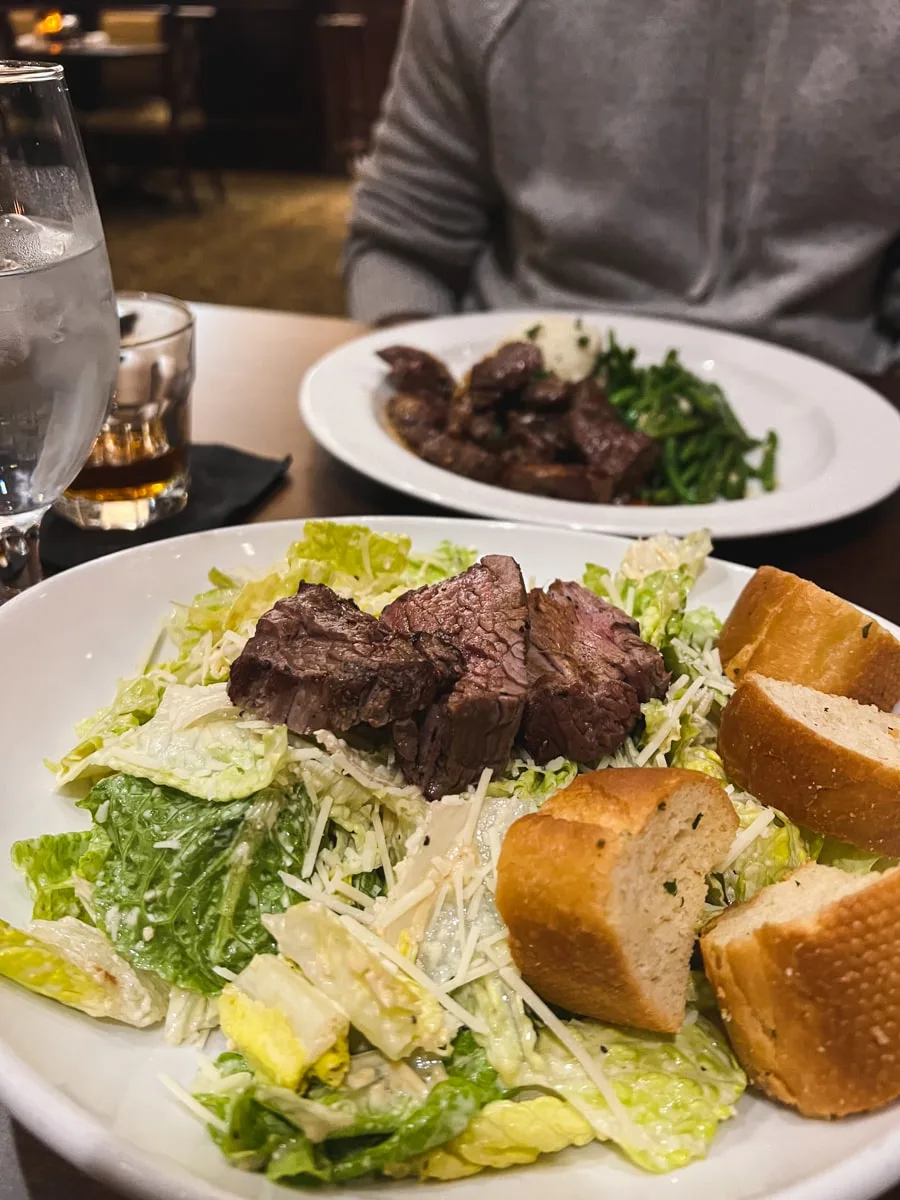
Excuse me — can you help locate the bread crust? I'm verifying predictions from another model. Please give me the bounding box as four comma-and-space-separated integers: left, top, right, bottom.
718, 566, 900, 711
495, 768, 737, 1033
701, 865, 900, 1118
718, 674, 900, 855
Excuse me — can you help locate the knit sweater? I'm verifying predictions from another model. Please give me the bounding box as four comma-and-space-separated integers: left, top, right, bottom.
345, 0, 900, 373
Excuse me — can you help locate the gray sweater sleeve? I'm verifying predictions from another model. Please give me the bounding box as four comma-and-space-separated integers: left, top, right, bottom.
344, 0, 496, 324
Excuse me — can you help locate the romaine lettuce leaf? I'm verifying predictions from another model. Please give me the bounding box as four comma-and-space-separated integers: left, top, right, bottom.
47, 675, 164, 779
540, 1014, 746, 1173
80, 774, 314, 994
816, 837, 897, 875
265, 903, 457, 1059
465, 976, 744, 1173
0, 916, 168, 1026
707, 795, 815, 909
199, 1073, 484, 1184
58, 684, 288, 802
11, 831, 96, 922
388, 1096, 594, 1180
218, 954, 349, 1090
164, 986, 220, 1046
583, 530, 712, 649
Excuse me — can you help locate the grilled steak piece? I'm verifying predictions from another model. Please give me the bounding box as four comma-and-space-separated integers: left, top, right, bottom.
470, 342, 543, 394
381, 555, 529, 798
228, 583, 463, 735
503, 462, 614, 502
387, 392, 447, 451
569, 378, 658, 496
378, 346, 455, 399
419, 433, 502, 484
506, 411, 575, 464
522, 580, 669, 763
522, 374, 573, 411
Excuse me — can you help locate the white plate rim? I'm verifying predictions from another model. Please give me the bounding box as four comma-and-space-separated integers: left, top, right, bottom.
299, 310, 900, 538
1, 515, 899, 1200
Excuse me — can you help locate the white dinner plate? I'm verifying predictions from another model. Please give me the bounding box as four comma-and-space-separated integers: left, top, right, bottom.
1, 517, 900, 1200
300, 311, 900, 538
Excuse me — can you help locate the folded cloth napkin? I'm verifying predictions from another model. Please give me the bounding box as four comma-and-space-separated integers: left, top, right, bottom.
41, 444, 291, 573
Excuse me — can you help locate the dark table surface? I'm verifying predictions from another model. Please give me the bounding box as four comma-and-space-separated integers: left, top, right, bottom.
2, 306, 900, 1199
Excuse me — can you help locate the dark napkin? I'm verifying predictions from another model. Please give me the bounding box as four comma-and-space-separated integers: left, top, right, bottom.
41, 444, 291, 573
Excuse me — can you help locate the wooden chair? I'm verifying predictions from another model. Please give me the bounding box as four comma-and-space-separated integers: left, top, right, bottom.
78, 6, 224, 209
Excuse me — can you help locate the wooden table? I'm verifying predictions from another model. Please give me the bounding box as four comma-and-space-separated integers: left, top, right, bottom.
2, 301, 900, 1200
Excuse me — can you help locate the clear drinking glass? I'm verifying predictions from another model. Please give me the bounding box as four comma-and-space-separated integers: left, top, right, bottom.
0, 62, 119, 590
57, 291, 193, 531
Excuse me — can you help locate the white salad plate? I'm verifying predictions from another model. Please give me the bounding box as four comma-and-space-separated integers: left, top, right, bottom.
300, 311, 900, 539
1, 516, 900, 1200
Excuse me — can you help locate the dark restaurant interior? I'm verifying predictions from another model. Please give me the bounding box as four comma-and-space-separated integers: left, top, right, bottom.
0, 1, 395, 313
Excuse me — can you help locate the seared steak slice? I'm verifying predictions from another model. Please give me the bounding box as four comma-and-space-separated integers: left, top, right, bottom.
228, 583, 463, 734
569, 379, 658, 496
381, 555, 529, 798
503, 462, 614, 502
470, 342, 543, 394
419, 433, 502, 484
387, 392, 447, 451
522, 374, 572, 411
378, 346, 455, 399
522, 580, 669, 763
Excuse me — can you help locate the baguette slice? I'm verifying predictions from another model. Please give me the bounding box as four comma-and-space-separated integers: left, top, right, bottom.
701, 862, 900, 1117
495, 767, 738, 1033
719, 673, 900, 855
718, 566, 900, 710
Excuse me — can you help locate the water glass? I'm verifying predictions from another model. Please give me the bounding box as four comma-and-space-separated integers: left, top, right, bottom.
0, 61, 119, 589
56, 292, 193, 530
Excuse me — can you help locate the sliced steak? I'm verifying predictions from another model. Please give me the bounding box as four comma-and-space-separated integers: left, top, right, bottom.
228, 583, 463, 735
569, 379, 658, 496
522, 374, 573, 411
419, 433, 502, 484
469, 342, 543, 394
381, 555, 529, 798
503, 461, 614, 502
378, 346, 455, 399
522, 580, 669, 763
387, 392, 447, 452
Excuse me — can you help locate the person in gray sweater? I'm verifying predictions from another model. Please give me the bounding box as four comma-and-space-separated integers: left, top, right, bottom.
344, 0, 900, 374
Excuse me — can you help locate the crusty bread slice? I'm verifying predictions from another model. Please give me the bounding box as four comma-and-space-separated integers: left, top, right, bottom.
719, 673, 900, 855
495, 767, 738, 1033
701, 862, 900, 1117
718, 566, 900, 711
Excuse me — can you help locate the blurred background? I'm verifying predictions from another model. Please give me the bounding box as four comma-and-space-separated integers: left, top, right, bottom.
0, 2, 396, 314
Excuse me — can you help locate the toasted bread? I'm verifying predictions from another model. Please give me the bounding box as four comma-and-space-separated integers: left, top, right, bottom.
701, 862, 900, 1117
719, 673, 900, 855
495, 767, 738, 1033
718, 566, 900, 711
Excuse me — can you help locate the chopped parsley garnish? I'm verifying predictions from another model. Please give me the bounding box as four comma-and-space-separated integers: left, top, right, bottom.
692, 813, 703, 829
576, 334, 590, 349
862, 622, 872, 639
663, 880, 678, 895
525, 323, 543, 341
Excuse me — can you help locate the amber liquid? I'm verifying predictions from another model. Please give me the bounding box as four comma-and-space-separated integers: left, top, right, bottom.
66, 420, 187, 503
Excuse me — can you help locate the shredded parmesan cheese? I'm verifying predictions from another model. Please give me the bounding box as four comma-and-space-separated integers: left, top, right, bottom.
340, 915, 487, 1035
281, 872, 374, 923
300, 785, 332, 880
372, 806, 395, 891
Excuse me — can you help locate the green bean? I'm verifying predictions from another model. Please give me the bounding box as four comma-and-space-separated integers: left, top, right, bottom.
596, 333, 778, 507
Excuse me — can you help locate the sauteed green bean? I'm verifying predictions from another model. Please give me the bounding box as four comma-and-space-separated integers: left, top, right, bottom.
595, 334, 778, 505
